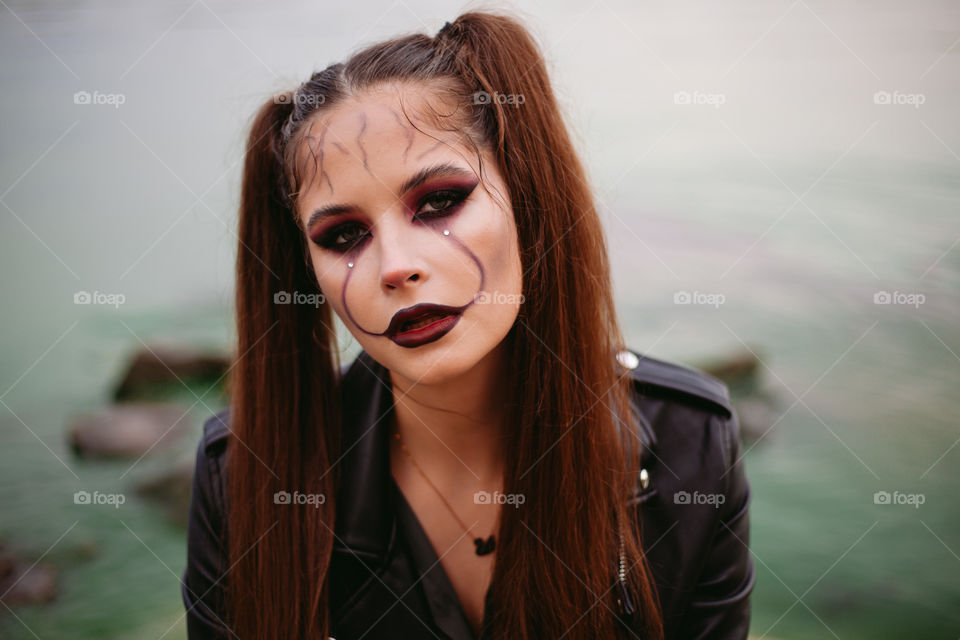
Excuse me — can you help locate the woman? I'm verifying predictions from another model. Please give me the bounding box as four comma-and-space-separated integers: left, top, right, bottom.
181, 11, 754, 640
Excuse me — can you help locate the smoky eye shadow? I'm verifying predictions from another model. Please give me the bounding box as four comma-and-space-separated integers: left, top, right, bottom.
309, 216, 369, 250
308, 177, 481, 250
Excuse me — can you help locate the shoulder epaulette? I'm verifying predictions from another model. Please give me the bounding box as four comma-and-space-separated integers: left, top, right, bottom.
617, 349, 733, 418
200, 358, 355, 456
202, 407, 231, 454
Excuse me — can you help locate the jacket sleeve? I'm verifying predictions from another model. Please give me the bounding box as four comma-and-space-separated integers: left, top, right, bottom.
181, 433, 233, 639
677, 410, 756, 639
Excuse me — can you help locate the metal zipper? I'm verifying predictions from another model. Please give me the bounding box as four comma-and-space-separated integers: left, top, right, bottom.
616, 467, 650, 622
616, 525, 636, 620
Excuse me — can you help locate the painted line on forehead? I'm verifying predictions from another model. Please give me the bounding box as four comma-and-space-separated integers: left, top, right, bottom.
308, 107, 456, 203
338, 229, 488, 337
302, 121, 335, 196
388, 108, 416, 163
416, 140, 447, 161
302, 114, 378, 202
355, 112, 374, 179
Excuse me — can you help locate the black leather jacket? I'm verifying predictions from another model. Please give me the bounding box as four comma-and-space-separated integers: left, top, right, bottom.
181, 348, 755, 639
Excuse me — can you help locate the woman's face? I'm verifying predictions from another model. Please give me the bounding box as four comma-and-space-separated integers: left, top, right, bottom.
294, 84, 524, 386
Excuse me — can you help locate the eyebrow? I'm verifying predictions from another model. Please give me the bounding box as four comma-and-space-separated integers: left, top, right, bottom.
304, 162, 476, 231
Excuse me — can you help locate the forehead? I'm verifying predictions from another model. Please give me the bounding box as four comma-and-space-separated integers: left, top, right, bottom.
293, 85, 473, 211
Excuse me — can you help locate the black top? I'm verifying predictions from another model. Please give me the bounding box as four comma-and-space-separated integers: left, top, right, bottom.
390, 476, 494, 639
181, 348, 755, 639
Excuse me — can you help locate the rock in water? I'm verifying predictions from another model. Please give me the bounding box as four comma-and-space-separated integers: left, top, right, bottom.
67, 402, 189, 458
113, 345, 229, 401
732, 394, 783, 444
0, 542, 58, 606
135, 455, 195, 527
696, 347, 780, 445
698, 348, 762, 389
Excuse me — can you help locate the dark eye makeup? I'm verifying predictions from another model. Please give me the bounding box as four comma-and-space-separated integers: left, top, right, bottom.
310, 182, 478, 253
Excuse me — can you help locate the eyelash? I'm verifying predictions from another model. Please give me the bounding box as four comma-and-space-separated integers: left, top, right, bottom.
312, 188, 472, 253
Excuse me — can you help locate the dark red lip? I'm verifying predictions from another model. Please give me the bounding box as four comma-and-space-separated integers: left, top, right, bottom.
386, 302, 463, 348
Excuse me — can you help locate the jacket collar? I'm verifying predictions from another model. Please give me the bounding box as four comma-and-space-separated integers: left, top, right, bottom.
333, 350, 659, 559
623, 368, 659, 463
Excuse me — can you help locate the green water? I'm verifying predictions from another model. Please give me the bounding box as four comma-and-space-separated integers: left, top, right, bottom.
2, 1, 959, 638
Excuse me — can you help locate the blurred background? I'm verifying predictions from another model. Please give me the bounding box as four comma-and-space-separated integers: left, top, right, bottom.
1, 0, 957, 638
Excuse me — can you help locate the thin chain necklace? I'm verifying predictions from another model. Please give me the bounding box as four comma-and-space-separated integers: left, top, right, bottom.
392, 426, 497, 556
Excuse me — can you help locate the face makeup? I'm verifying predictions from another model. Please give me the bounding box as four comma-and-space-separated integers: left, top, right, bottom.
294, 85, 523, 384
338, 229, 486, 349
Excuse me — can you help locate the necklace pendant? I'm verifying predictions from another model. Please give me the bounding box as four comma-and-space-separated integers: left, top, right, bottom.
474, 535, 496, 556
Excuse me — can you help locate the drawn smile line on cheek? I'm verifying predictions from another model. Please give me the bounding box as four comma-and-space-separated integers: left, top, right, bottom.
339, 228, 487, 346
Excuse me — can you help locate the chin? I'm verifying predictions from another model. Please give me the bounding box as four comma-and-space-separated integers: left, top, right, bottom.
352, 313, 515, 387
357, 336, 488, 388
385, 345, 482, 387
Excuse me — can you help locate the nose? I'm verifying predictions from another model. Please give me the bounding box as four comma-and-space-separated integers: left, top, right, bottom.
382, 268, 421, 290
377, 227, 427, 291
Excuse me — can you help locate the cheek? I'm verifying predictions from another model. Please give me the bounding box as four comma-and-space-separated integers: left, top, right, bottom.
311, 259, 349, 315
475, 215, 521, 291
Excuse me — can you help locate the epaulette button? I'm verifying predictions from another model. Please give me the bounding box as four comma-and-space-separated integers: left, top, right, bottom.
639, 468, 650, 490
616, 349, 640, 370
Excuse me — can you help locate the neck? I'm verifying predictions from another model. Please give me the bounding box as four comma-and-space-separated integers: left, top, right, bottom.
389, 343, 509, 488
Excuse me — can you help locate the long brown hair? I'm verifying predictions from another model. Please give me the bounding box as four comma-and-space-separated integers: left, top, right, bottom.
228, 10, 664, 639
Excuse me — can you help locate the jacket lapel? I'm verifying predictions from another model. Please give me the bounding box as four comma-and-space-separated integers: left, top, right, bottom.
334, 349, 661, 548
329, 350, 661, 638
334, 350, 395, 556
